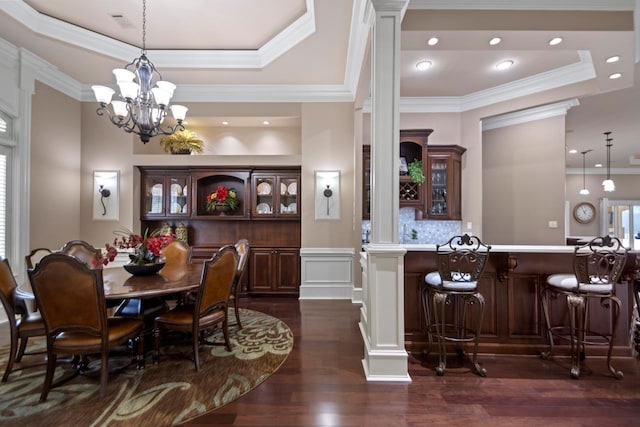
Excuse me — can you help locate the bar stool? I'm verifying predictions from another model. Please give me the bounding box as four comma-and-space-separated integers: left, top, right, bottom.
541, 235, 627, 379
422, 234, 491, 376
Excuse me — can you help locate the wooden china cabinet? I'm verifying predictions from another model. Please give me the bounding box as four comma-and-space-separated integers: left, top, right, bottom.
139, 166, 301, 296
425, 145, 465, 220
362, 129, 465, 220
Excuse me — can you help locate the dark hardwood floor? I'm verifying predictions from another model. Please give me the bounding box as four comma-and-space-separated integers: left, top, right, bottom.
2, 298, 638, 426
184, 298, 640, 426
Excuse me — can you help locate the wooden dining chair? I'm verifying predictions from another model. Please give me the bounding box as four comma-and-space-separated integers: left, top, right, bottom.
28, 253, 144, 401
25, 247, 53, 269
0, 257, 46, 382
160, 240, 191, 271
153, 245, 238, 371
229, 239, 250, 329
60, 240, 102, 268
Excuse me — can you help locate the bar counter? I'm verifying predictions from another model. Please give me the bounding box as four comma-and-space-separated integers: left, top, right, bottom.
394, 243, 639, 356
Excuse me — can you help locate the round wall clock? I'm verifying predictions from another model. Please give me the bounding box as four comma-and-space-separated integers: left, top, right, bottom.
573, 202, 596, 224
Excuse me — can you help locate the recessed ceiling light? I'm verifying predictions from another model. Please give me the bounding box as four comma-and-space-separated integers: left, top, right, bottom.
548, 37, 563, 46
263, 120, 270, 125
495, 60, 514, 70
606, 55, 620, 63
609, 72, 622, 79
415, 60, 432, 71
594, 163, 603, 168
489, 37, 502, 46
222, 121, 229, 125
427, 37, 439, 46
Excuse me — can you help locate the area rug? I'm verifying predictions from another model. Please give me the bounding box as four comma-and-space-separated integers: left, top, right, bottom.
0, 308, 293, 426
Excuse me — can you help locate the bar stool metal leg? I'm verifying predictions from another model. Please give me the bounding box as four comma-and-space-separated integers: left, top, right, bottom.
432, 291, 448, 376
470, 292, 486, 377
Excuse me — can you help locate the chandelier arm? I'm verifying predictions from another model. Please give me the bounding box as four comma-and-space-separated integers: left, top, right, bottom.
96, 104, 136, 131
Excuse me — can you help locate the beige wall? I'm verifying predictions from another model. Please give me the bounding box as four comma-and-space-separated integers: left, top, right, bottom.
301, 103, 356, 248
482, 116, 566, 245
459, 80, 599, 240
30, 82, 82, 250
80, 102, 137, 247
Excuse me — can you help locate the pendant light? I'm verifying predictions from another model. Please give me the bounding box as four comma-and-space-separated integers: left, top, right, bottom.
579, 149, 592, 195
601, 131, 615, 192
91, 0, 187, 143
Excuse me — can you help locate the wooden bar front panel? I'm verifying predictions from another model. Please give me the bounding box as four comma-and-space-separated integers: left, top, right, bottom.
404, 249, 636, 356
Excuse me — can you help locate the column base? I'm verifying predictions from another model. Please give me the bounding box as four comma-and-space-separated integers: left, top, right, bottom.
359, 321, 411, 382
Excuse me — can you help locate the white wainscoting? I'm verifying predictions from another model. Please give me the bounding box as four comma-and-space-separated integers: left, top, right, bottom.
299, 248, 355, 300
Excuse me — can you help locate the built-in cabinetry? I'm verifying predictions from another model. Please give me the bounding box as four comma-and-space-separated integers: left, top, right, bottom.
142, 170, 191, 218
249, 248, 300, 294
139, 166, 301, 295
398, 129, 431, 211
252, 172, 300, 219
362, 129, 465, 220
426, 145, 465, 220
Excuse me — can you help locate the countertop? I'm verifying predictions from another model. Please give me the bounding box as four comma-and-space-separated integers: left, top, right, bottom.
362, 243, 576, 254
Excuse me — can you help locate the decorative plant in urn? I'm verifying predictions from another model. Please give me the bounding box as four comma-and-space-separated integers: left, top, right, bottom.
160, 129, 204, 154
206, 185, 238, 213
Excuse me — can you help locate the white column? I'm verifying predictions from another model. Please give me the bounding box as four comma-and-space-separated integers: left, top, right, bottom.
360, 0, 410, 382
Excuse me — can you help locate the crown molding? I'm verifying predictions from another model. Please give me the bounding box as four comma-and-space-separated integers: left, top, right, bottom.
0, 38, 18, 63
408, 0, 635, 11
481, 99, 579, 131
20, 48, 83, 100
362, 53, 594, 113
343, 0, 371, 94
462, 53, 594, 111
80, 83, 354, 103
0, 0, 316, 69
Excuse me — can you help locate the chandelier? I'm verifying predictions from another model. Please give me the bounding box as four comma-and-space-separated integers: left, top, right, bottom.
91, 0, 187, 143
579, 149, 592, 195
601, 131, 615, 192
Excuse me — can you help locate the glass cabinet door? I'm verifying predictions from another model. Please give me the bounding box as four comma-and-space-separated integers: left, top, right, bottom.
430, 159, 448, 216
143, 175, 164, 216
254, 176, 275, 216
167, 176, 189, 215
278, 176, 298, 216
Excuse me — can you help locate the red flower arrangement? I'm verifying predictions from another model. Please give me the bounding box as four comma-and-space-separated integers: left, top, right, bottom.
97, 227, 174, 266
206, 185, 238, 211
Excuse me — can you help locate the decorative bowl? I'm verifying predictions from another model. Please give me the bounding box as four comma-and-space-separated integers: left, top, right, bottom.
123, 262, 165, 276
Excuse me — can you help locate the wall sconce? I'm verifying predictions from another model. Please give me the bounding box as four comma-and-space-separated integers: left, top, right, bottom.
315, 170, 340, 220
93, 171, 119, 220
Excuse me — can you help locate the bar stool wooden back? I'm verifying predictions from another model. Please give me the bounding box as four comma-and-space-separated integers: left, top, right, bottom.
541, 235, 627, 379
423, 234, 490, 376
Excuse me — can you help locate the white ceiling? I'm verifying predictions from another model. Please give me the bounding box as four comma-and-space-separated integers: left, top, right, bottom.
0, 0, 638, 170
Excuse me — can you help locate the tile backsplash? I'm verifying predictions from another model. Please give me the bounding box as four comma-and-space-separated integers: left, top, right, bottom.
362, 208, 461, 244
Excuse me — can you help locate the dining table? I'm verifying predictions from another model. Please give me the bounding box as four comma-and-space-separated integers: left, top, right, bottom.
102, 263, 203, 301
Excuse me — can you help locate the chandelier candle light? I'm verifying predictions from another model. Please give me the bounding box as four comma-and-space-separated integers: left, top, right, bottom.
91, 0, 187, 143
602, 131, 615, 192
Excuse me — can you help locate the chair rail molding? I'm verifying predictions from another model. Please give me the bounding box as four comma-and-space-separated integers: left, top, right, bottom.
299, 247, 355, 300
